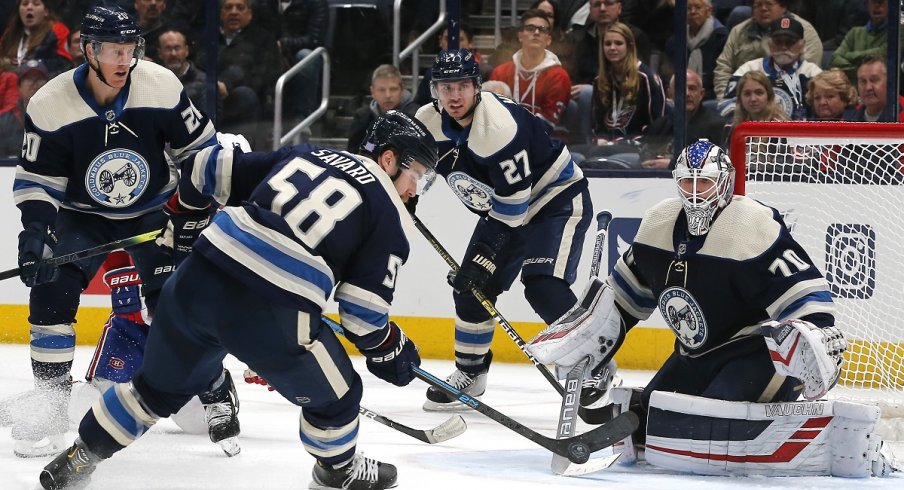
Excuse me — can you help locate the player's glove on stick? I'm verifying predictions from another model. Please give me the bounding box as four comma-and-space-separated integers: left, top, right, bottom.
761, 319, 848, 401
450, 220, 511, 294
360, 321, 421, 387
157, 194, 215, 265
17, 223, 59, 287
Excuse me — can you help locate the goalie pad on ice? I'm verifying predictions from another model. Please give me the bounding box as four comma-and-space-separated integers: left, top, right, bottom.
644, 391, 895, 477
528, 278, 625, 372
761, 320, 847, 401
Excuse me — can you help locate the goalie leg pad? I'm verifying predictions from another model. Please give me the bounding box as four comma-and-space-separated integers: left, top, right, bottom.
85, 315, 150, 384
644, 391, 884, 477
528, 278, 625, 370
609, 386, 644, 464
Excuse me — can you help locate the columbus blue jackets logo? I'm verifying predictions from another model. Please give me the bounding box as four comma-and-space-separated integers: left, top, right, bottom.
85, 149, 150, 207
659, 287, 708, 349
447, 171, 492, 211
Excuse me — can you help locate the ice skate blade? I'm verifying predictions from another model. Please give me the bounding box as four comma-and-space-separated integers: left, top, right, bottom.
14, 434, 66, 458
422, 398, 475, 412
217, 437, 241, 457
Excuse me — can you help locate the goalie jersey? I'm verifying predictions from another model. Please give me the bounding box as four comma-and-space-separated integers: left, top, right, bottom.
12, 61, 216, 228
178, 145, 412, 350
415, 93, 583, 229
609, 196, 835, 356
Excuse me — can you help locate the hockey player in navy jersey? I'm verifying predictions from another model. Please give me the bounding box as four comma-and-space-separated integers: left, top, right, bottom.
528, 140, 898, 477
38, 111, 438, 490
10, 5, 238, 458
415, 48, 594, 410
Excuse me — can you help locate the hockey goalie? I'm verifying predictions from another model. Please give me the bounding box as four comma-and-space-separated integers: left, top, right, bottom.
528, 139, 898, 478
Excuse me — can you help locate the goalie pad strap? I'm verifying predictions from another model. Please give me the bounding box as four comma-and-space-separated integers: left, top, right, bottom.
644, 391, 882, 478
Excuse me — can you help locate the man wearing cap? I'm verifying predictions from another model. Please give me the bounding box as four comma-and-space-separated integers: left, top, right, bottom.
0, 59, 48, 155
722, 14, 823, 120
714, 0, 822, 101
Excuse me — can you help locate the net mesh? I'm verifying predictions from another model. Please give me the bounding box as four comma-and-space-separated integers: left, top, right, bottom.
734, 123, 904, 435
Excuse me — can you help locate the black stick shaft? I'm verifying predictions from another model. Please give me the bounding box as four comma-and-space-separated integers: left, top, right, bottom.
0, 229, 162, 281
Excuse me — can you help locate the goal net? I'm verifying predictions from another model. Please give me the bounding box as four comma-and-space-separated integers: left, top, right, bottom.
729, 121, 904, 438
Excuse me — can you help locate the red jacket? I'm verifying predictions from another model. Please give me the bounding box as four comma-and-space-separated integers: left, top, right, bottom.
490, 49, 571, 128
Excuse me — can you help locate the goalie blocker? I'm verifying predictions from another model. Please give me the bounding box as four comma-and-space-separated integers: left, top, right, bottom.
628, 390, 898, 478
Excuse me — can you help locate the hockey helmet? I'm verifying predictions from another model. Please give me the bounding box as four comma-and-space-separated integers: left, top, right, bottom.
361, 111, 438, 194
430, 49, 482, 86
81, 5, 145, 64
673, 139, 735, 236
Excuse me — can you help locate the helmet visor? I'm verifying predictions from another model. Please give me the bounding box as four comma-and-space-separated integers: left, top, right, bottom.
91, 38, 146, 66
401, 161, 437, 196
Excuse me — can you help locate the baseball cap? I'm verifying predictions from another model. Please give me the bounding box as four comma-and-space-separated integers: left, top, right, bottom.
769, 15, 804, 41
17, 59, 49, 81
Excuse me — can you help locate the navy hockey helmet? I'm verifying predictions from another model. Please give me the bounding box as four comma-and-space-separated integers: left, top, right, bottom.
81, 5, 146, 63
361, 111, 439, 194
673, 139, 735, 236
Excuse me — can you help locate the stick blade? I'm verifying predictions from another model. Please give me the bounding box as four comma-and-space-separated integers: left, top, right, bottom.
424, 415, 467, 443
577, 411, 639, 454
552, 452, 621, 476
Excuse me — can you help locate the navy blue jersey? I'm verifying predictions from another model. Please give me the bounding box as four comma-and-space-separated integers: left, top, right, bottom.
415, 93, 584, 229
13, 61, 217, 228
609, 196, 835, 357
179, 144, 412, 350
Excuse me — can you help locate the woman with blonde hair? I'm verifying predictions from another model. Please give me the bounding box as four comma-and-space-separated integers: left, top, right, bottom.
0, 0, 71, 77
806, 68, 857, 121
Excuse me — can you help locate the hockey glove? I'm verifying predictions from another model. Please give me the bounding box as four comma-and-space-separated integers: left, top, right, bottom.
761, 319, 848, 401
17, 223, 59, 287
361, 322, 421, 387
216, 132, 251, 152
451, 223, 511, 295
157, 194, 216, 266
103, 263, 145, 321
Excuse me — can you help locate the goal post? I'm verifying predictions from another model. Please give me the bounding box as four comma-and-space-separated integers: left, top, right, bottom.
729, 121, 904, 433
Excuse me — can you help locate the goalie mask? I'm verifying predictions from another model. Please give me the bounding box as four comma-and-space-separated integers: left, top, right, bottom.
673, 139, 735, 236
361, 111, 439, 195
430, 48, 482, 118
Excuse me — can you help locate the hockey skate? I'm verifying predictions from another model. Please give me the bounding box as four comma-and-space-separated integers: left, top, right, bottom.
579, 360, 622, 408
11, 380, 71, 458
309, 453, 397, 490
39, 438, 102, 490
423, 351, 492, 411
200, 369, 241, 457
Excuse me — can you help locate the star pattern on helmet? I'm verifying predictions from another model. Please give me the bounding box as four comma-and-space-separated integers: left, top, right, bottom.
685, 140, 714, 169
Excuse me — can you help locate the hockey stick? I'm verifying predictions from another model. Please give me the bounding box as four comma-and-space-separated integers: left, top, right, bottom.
410, 363, 639, 464
409, 214, 567, 398
0, 229, 163, 281
359, 405, 466, 444
319, 315, 468, 444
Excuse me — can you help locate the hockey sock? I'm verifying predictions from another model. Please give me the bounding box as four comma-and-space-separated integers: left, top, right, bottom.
524, 275, 579, 325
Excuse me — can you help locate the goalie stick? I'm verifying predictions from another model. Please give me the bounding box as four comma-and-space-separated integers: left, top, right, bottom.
0, 229, 163, 281
410, 363, 639, 464
318, 315, 468, 444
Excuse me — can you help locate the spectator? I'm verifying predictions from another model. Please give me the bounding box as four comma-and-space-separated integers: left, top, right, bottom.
134, 0, 167, 62
722, 15, 822, 120
566, 0, 653, 87
713, 0, 822, 101
528, 0, 572, 57
724, 71, 788, 149
0, 0, 71, 76
198, 0, 282, 146
268, 0, 328, 120
846, 55, 904, 122
628, 0, 676, 54
414, 24, 486, 107
0, 57, 20, 154
829, 0, 902, 85
489, 9, 572, 130
481, 80, 512, 97
788, 0, 865, 52
664, 0, 728, 100
346, 64, 419, 152
638, 69, 727, 169
0, 59, 47, 155
556, 0, 593, 33
580, 22, 665, 159
67, 28, 83, 66
157, 27, 219, 118
805, 68, 857, 121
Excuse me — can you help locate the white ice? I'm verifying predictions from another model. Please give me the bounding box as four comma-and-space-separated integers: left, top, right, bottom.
1, 344, 901, 489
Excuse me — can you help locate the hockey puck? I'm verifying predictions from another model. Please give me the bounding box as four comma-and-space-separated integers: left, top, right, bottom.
567, 441, 590, 464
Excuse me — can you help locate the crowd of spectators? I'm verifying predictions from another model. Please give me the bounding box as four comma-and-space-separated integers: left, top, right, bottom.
0, 0, 903, 168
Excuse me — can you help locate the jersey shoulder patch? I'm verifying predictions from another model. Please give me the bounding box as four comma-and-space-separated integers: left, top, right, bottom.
698, 195, 782, 260
469, 94, 518, 158
633, 198, 682, 250
124, 60, 183, 110
415, 103, 447, 142
27, 70, 94, 132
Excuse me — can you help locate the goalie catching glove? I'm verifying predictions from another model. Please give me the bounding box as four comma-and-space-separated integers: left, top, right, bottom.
761, 319, 847, 401
156, 193, 216, 265
359, 321, 421, 387
528, 278, 626, 376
